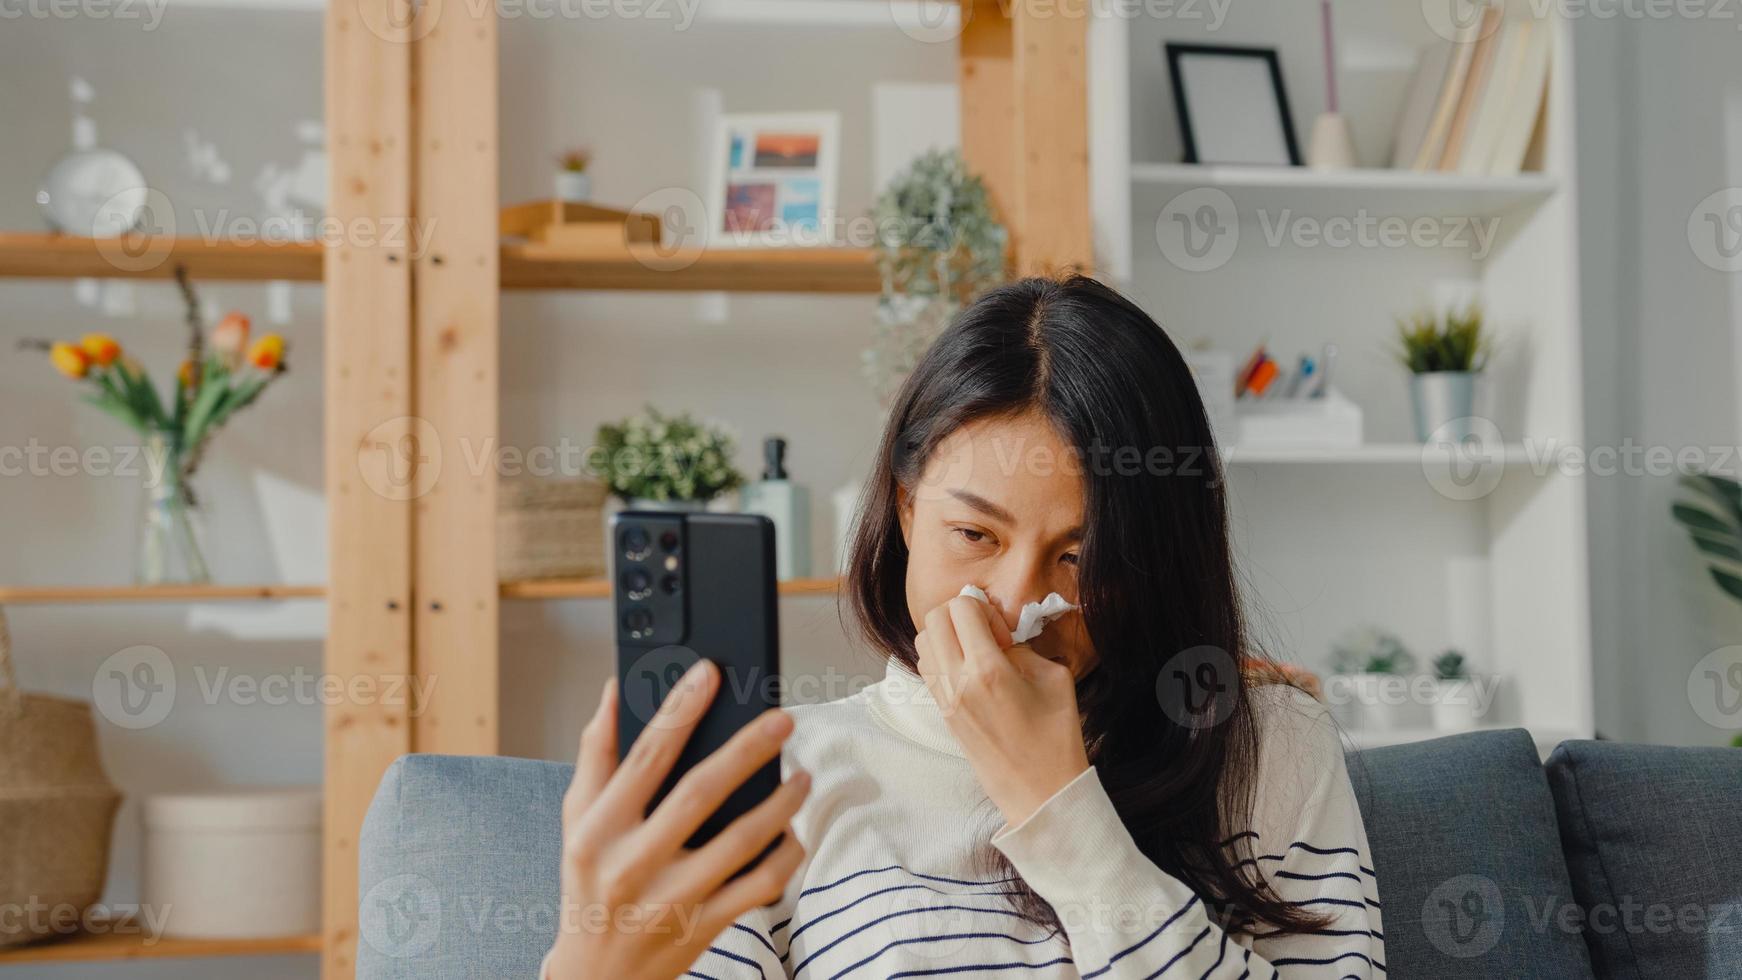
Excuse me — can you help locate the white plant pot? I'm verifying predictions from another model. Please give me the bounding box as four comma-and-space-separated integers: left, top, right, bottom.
1339, 672, 1428, 731
554, 171, 591, 202
1430, 677, 1497, 732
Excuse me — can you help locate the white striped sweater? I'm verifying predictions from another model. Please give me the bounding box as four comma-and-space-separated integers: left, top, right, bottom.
562, 660, 1386, 979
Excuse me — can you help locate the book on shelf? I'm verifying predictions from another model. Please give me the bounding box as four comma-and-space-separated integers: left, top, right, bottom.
1390, 8, 1553, 177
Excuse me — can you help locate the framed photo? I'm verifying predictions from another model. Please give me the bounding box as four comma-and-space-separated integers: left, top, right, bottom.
1164, 44, 1301, 167
706, 112, 840, 247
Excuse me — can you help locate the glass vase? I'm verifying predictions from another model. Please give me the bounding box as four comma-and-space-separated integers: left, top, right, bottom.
135, 434, 210, 585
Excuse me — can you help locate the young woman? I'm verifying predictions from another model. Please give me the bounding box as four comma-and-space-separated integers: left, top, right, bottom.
545, 276, 1384, 979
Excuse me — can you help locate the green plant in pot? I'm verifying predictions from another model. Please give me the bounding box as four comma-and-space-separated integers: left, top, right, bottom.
594, 406, 744, 511
1671, 471, 1742, 747
862, 148, 1008, 405
1329, 627, 1421, 731
1395, 303, 1491, 444
1428, 648, 1492, 733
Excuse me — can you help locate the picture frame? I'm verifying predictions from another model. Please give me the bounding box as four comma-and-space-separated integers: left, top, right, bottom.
706, 112, 841, 248
1164, 43, 1301, 167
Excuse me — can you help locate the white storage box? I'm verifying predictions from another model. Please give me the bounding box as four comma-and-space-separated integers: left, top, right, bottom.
142, 789, 321, 939
1234, 388, 1364, 448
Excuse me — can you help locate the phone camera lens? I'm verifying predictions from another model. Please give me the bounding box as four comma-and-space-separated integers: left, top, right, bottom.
622, 607, 654, 638
660, 573, 682, 596
621, 526, 652, 560
619, 568, 653, 600
659, 530, 680, 553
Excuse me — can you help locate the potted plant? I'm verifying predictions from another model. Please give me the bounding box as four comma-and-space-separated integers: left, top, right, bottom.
1428, 649, 1492, 732
1329, 627, 1422, 730
862, 148, 1007, 406
555, 148, 593, 202
594, 407, 744, 512
22, 269, 288, 584
1394, 303, 1491, 443
1672, 469, 1742, 603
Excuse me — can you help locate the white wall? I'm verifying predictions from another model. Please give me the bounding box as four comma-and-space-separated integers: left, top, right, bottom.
1575, 14, 1742, 746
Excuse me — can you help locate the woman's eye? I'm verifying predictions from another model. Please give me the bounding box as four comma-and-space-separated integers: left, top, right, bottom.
1060, 553, 1080, 567
952, 527, 988, 544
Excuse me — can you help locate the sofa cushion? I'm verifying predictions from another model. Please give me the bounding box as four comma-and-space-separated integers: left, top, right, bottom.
1545, 740, 1742, 980
1346, 729, 1595, 979
357, 753, 570, 980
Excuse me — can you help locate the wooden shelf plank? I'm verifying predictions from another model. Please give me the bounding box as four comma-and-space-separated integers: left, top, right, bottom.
501, 576, 841, 599
0, 930, 320, 964
500, 244, 880, 293
0, 584, 325, 604
1131, 164, 1559, 220
0, 232, 878, 295
0, 232, 321, 282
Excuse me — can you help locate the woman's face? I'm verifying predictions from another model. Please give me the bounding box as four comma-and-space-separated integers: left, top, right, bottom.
897, 410, 1095, 677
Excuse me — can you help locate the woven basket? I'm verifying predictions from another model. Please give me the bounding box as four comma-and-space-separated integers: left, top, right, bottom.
0, 606, 122, 947
497, 476, 608, 580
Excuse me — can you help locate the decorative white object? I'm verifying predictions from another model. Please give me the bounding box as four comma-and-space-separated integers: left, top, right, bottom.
1340, 672, 1429, 731
706, 111, 840, 247
1431, 675, 1501, 732
554, 170, 591, 202
832, 482, 859, 575
1307, 113, 1357, 170
142, 789, 321, 939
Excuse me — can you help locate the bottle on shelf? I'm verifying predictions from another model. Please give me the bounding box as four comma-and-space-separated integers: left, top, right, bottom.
741, 436, 811, 581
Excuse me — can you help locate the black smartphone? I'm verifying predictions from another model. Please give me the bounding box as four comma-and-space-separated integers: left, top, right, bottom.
612, 511, 782, 852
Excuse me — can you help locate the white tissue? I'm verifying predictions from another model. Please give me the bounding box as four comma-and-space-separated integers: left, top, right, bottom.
958, 584, 1079, 643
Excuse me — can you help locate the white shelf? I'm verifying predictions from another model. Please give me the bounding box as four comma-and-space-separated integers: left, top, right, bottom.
1131, 163, 1561, 220
1222, 443, 1560, 466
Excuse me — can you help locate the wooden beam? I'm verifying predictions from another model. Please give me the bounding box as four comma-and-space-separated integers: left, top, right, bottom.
322, 0, 414, 975
958, 0, 1092, 277
0, 233, 321, 282
411, 0, 500, 758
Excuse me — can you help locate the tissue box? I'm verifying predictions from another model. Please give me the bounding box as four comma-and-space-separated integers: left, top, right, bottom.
142, 789, 321, 939
1235, 389, 1363, 448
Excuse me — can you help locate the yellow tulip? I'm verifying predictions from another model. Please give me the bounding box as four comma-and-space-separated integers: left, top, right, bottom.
50, 343, 90, 379
80, 333, 121, 367
247, 334, 286, 371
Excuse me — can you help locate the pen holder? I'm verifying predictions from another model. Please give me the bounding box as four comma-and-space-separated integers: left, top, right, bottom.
1234, 388, 1363, 449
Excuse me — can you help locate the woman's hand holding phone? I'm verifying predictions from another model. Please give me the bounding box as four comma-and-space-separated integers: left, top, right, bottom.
914, 595, 1091, 832
544, 660, 810, 980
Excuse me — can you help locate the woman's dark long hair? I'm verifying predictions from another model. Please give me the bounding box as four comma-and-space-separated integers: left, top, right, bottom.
843, 275, 1331, 938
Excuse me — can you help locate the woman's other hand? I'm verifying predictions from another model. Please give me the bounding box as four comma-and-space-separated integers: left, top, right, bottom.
915, 594, 1091, 830
544, 661, 809, 980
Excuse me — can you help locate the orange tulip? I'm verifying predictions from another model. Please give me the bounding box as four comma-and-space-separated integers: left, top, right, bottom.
247, 334, 286, 371
80, 333, 121, 367
50, 343, 90, 379
178, 360, 198, 388
213, 312, 250, 356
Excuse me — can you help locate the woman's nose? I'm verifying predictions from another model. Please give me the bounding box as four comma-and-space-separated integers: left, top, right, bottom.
982, 566, 1050, 629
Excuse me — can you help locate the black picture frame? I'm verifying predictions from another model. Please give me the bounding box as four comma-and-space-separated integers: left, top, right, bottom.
1164, 43, 1302, 167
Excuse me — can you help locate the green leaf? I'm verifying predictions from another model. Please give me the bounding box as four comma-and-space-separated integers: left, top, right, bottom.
1673, 502, 1735, 536
1689, 532, 1742, 564
1713, 568, 1742, 604
81, 392, 145, 433
181, 376, 231, 449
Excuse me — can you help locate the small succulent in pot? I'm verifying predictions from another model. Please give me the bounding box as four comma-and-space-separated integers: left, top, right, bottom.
1394, 303, 1493, 443
594, 407, 744, 506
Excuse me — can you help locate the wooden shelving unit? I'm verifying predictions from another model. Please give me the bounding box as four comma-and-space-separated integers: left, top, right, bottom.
0, 931, 320, 964
500, 576, 840, 600
0, 231, 877, 295
0, 584, 324, 604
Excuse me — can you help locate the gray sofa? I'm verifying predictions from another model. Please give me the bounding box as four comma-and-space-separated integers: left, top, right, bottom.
356, 730, 1742, 979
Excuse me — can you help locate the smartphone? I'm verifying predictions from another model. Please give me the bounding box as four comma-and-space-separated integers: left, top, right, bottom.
612, 511, 782, 853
